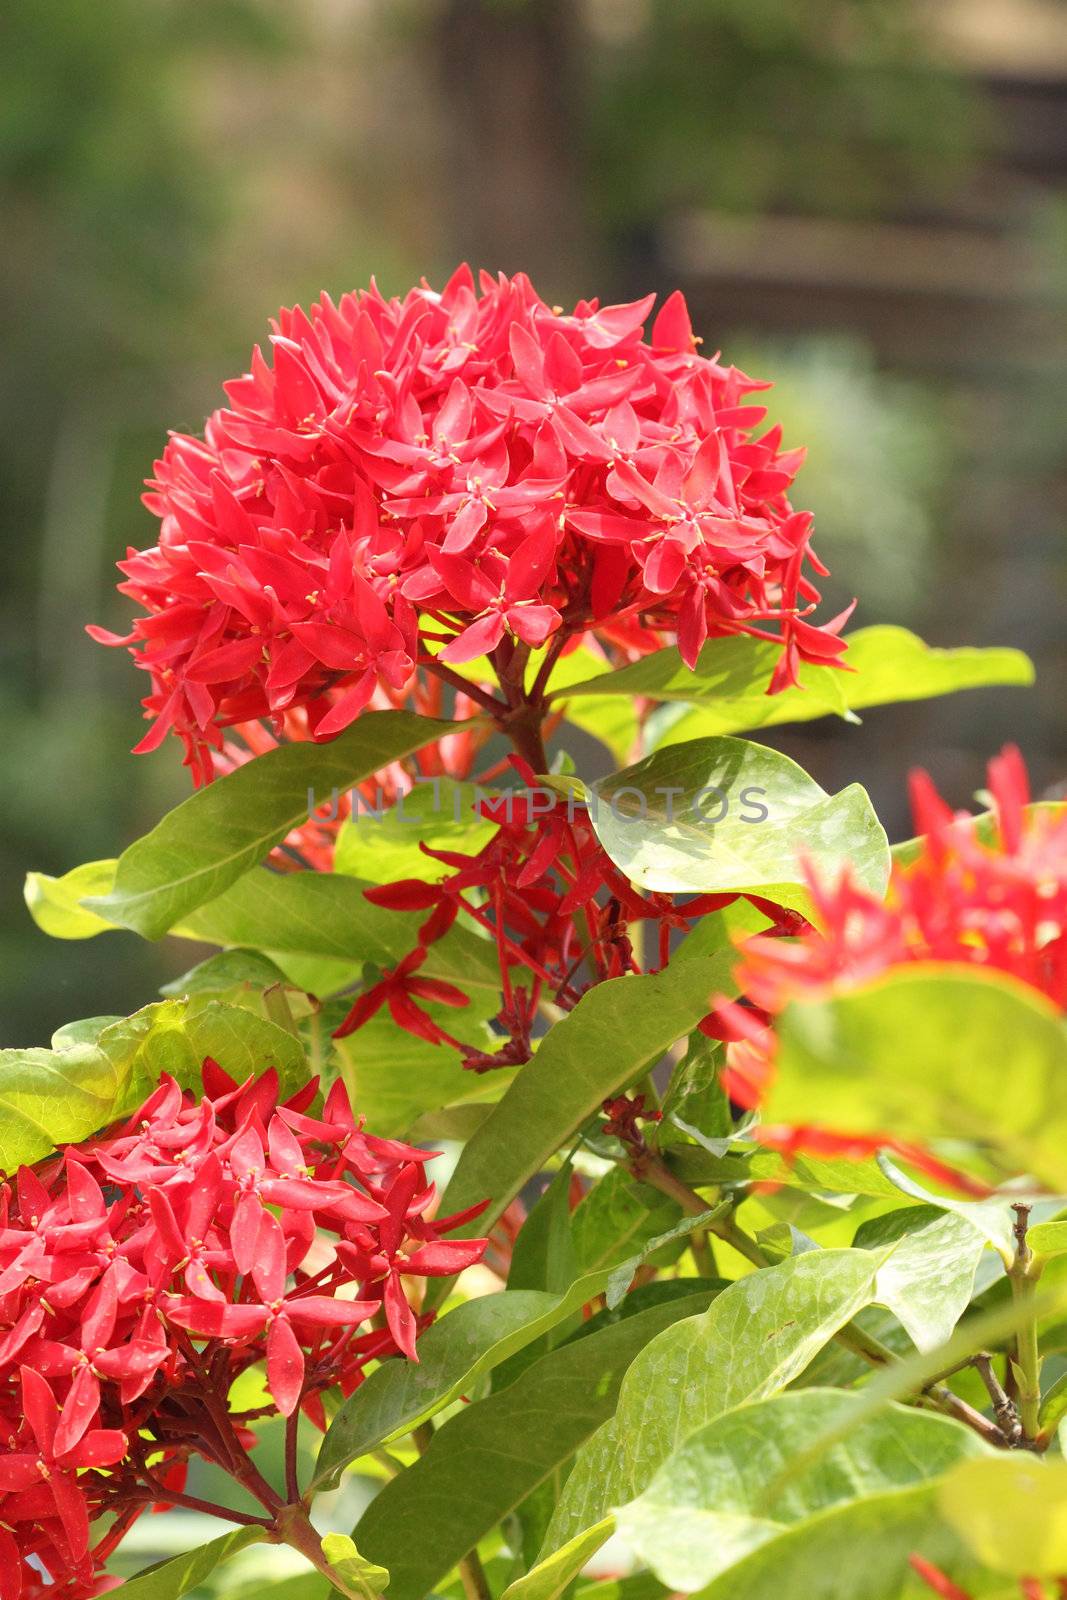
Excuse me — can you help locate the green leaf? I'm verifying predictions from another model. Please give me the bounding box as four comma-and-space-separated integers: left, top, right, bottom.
508, 1164, 578, 1295
320, 1534, 389, 1598
160, 949, 293, 997
538, 1249, 879, 1565
502, 1520, 616, 1600
615, 1390, 989, 1595
332, 777, 496, 883
769, 967, 1067, 1189
854, 1207, 988, 1352
113, 1527, 267, 1599
351, 1290, 717, 1600
176, 868, 500, 999
939, 1455, 1067, 1575
315, 1248, 722, 1490
434, 955, 744, 1255
875, 1153, 1016, 1259
83, 710, 455, 938
24, 858, 116, 939
571, 1166, 683, 1275
333, 1005, 509, 1138
553, 626, 1032, 731
588, 736, 889, 919
661, 1030, 732, 1147
0, 997, 306, 1171
1028, 1220, 1067, 1261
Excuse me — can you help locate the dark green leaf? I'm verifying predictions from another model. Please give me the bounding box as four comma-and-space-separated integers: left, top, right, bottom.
352, 1290, 717, 1600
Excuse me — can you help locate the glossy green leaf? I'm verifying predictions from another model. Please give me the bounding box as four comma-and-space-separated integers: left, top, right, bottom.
0, 997, 305, 1171
855, 1206, 988, 1351
352, 1290, 717, 1600
939, 1455, 1067, 1575
615, 1390, 989, 1594
83, 710, 455, 938
508, 1164, 578, 1294
539, 1249, 879, 1564
502, 1520, 616, 1600
434, 953, 744, 1256
588, 735, 888, 917
553, 626, 1032, 732
770, 966, 1067, 1188
113, 1528, 267, 1599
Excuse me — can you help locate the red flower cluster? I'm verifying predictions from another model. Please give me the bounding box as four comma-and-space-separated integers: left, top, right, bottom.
714, 747, 1067, 1172
343, 756, 797, 1071
90, 266, 847, 782
0, 1064, 486, 1600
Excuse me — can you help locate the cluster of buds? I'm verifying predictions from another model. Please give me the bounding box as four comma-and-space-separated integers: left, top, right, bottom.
90, 266, 848, 783
710, 746, 1067, 1175
341, 756, 794, 1070
0, 1064, 486, 1600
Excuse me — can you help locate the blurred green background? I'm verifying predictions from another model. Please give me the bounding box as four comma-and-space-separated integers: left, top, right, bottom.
3, 0, 1065, 1045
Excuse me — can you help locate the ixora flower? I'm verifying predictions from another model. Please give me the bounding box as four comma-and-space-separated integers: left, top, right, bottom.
711, 746, 1067, 1174
909, 1555, 1060, 1599
89, 265, 849, 782
0, 1063, 487, 1600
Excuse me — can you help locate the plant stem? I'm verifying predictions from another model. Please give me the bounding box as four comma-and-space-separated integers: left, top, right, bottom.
422, 655, 508, 715
458, 1547, 493, 1600
635, 1152, 1013, 1447
285, 1408, 301, 1504
273, 1504, 368, 1600
1009, 1203, 1043, 1444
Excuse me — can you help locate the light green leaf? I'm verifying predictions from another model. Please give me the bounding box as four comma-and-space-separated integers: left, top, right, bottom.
333, 778, 496, 883
84, 710, 455, 938
939, 1455, 1067, 1575
539, 1249, 879, 1564
553, 626, 1032, 732
875, 1153, 1016, 1260
320, 1534, 389, 1598
176, 868, 500, 999
1028, 1220, 1067, 1261
24, 858, 117, 939
615, 1390, 989, 1594
769, 966, 1067, 1188
855, 1207, 988, 1351
113, 1527, 267, 1599
509, 1164, 578, 1295
588, 736, 888, 919
502, 1519, 616, 1600
333, 1004, 508, 1138
352, 1290, 718, 1600
434, 954, 744, 1255
0, 997, 306, 1171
